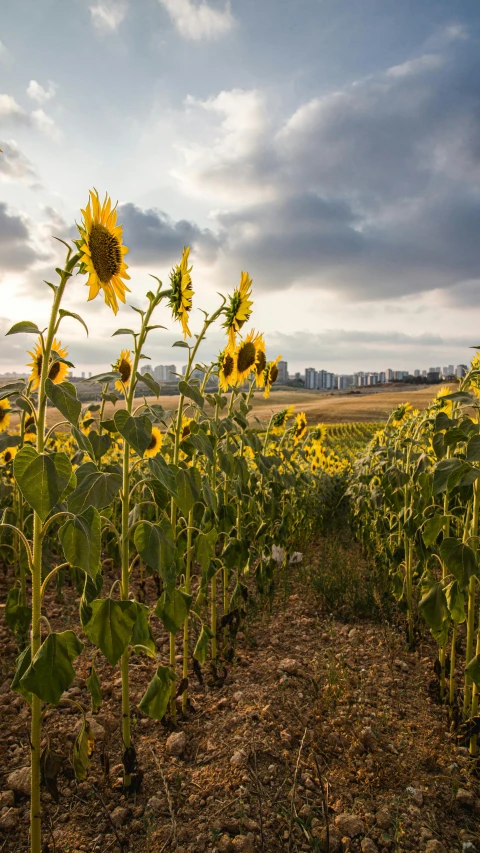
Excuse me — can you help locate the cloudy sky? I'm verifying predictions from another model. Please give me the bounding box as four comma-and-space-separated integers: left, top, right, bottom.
1, 0, 480, 377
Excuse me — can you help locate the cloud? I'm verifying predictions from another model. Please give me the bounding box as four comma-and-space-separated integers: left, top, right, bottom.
27, 80, 57, 105
175, 38, 480, 302
0, 93, 62, 142
159, 0, 235, 41
31, 109, 63, 142
118, 202, 222, 266
0, 140, 39, 185
0, 94, 28, 122
89, 1, 128, 32
0, 204, 43, 272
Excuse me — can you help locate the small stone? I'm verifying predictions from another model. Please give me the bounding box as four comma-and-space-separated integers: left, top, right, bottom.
359, 727, 377, 751
232, 691, 244, 703
406, 786, 423, 807
280, 729, 292, 745
75, 714, 105, 739
457, 788, 475, 808
348, 628, 358, 640
425, 841, 447, 853
0, 808, 20, 830
110, 806, 129, 827
375, 809, 392, 829
217, 697, 229, 710
279, 658, 299, 675
230, 835, 253, 853
335, 813, 365, 838
361, 840, 378, 853
289, 551, 303, 565
420, 827, 434, 843
166, 730, 186, 757
261, 704, 273, 719
394, 658, 409, 672
6, 767, 30, 797
146, 795, 162, 814
313, 827, 342, 853
304, 776, 316, 790
230, 748, 248, 767
0, 791, 15, 809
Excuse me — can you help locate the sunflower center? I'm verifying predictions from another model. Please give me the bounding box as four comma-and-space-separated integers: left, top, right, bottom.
147, 434, 157, 451
255, 351, 266, 376
118, 358, 132, 384
237, 341, 256, 374
270, 364, 279, 384
181, 423, 191, 440
223, 353, 234, 379
89, 223, 122, 283
0, 408, 6, 424
5, 451, 12, 463
49, 361, 61, 382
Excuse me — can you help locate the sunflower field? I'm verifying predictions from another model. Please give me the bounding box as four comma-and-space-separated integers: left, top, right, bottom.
0, 191, 357, 853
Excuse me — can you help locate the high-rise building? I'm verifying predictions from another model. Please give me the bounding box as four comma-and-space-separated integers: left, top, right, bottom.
456, 364, 468, 378
386, 369, 393, 382
414, 369, 420, 378
277, 361, 288, 383
305, 368, 317, 389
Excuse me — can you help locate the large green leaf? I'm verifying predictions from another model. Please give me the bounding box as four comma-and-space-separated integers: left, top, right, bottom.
134, 522, 176, 583
45, 379, 81, 426
178, 380, 204, 409
444, 580, 466, 624
155, 587, 192, 634
59, 507, 101, 577
419, 582, 449, 645
440, 538, 477, 587
71, 426, 94, 458
82, 599, 137, 666
6, 320, 41, 335
195, 529, 218, 571
21, 631, 84, 704
67, 468, 122, 514
131, 601, 156, 656
88, 431, 112, 462
175, 468, 201, 516
14, 447, 72, 521
467, 435, 480, 462
422, 514, 447, 548
149, 455, 178, 497
193, 624, 214, 664
114, 410, 152, 457
0, 381, 25, 401
137, 371, 160, 398
138, 665, 174, 721
432, 458, 462, 495
466, 654, 480, 688
0, 433, 21, 453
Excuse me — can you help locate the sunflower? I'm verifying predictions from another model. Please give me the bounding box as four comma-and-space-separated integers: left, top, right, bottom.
27, 337, 69, 390
435, 387, 454, 417
180, 416, 193, 442
272, 405, 295, 434
224, 271, 253, 352
236, 329, 263, 385
2, 446, 17, 465
145, 427, 163, 458
218, 349, 237, 393
0, 399, 11, 432
391, 402, 413, 425
310, 423, 327, 444
254, 335, 266, 388
169, 246, 193, 339
293, 412, 307, 445
80, 409, 94, 436
23, 432, 37, 444
263, 355, 282, 399
77, 189, 130, 315
112, 350, 133, 393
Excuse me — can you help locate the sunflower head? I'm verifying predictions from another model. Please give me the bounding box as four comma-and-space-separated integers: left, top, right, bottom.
224, 271, 253, 352
391, 402, 413, 425
235, 329, 263, 385
272, 405, 295, 433
434, 387, 454, 417
218, 349, 237, 393
0, 399, 11, 432
27, 337, 69, 391
77, 189, 130, 315
112, 350, 133, 394
310, 423, 327, 444
2, 446, 17, 465
169, 246, 193, 340
254, 334, 266, 388
145, 427, 163, 458
180, 416, 193, 442
263, 355, 282, 399
293, 412, 307, 445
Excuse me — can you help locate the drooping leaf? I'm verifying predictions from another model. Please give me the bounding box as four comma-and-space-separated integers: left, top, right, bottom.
149, 455, 178, 498
195, 529, 218, 571
45, 379, 81, 426
59, 506, 101, 577
130, 601, 156, 657
422, 514, 447, 548
21, 631, 84, 705
14, 447, 72, 521
86, 662, 102, 714
82, 599, 137, 666
432, 458, 463, 495
11, 645, 32, 705
6, 320, 41, 335
71, 426, 95, 458
88, 431, 112, 462
137, 371, 160, 398
155, 587, 192, 635
193, 624, 214, 664
134, 522, 176, 582
138, 665, 175, 720
5, 586, 31, 635
73, 717, 94, 781
444, 580, 466, 624
178, 380, 204, 409
114, 410, 152, 457
440, 538, 477, 587
466, 654, 480, 688
419, 582, 449, 645
0, 381, 25, 400
58, 308, 88, 337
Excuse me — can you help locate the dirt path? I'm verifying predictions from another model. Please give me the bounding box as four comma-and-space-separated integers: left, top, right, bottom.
0, 545, 478, 853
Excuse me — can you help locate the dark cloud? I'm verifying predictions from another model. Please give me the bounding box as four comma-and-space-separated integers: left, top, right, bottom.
118, 202, 221, 266
0, 203, 41, 271
0, 140, 39, 185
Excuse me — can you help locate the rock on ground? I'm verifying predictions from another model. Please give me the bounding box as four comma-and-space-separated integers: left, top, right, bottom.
166, 730, 186, 757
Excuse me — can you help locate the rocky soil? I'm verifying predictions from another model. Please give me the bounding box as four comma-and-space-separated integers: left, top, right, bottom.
1, 545, 479, 853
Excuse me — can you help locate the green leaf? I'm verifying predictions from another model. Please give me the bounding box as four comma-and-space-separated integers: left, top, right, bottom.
86, 662, 102, 714
178, 380, 204, 409
189, 431, 214, 463
45, 379, 81, 425
149, 455, 178, 497
21, 631, 84, 704
67, 468, 122, 514
80, 573, 103, 628
422, 514, 447, 547
11, 646, 32, 705
5, 586, 31, 635
6, 320, 41, 335
58, 309, 88, 337
59, 507, 101, 577
195, 529, 218, 571
137, 371, 160, 398
193, 624, 214, 664
112, 328, 136, 337
82, 599, 137, 666
0, 433, 21, 452
88, 431, 112, 462
114, 410, 152, 457
440, 538, 477, 586
175, 468, 198, 515
131, 602, 156, 657
138, 665, 175, 720
14, 447, 72, 521
466, 654, 480, 688
73, 717, 94, 781
71, 425, 94, 458
83, 371, 121, 384
419, 582, 449, 639
172, 340, 189, 348
432, 458, 463, 495
0, 381, 26, 401
134, 522, 176, 581
467, 435, 480, 462
155, 587, 192, 634
444, 580, 466, 624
